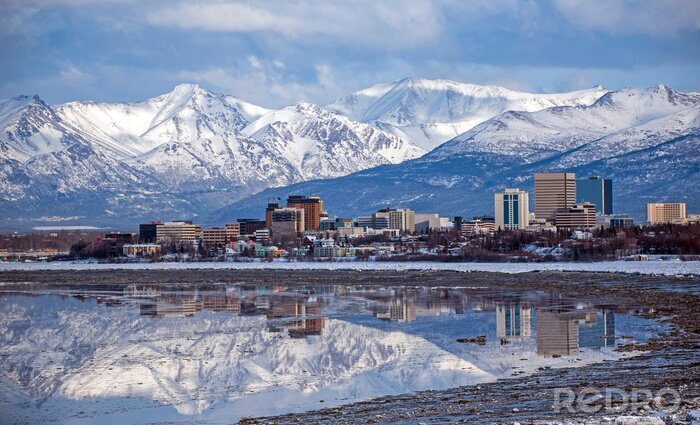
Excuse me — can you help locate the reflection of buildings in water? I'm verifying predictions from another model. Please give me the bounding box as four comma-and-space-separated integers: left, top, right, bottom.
537, 308, 616, 356
578, 310, 615, 348
202, 294, 241, 313
496, 303, 532, 341
536, 309, 579, 357
140, 297, 201, 317
123, 285, 160, 297
267, 297, 327, 337
375, 297, 417, 323
287, 317, 326, 338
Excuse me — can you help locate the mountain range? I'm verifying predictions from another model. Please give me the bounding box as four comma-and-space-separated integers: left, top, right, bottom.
1, 79, 698, 230
0, 84, 423, 229
327, 78, 607, 151
216, 84, 700, 223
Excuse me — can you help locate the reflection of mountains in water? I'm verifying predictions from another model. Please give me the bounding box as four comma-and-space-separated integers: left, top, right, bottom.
0, 284, 645, 422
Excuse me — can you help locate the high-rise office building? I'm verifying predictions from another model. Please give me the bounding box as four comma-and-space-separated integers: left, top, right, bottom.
576, 176, 613, 215
270, 207, 305, 240
265, 202, 283, 228
647, 202, 687, 224
386, 208, 415, 233
287, 195, 325, 231
494, 188, 530, 230
534, 172, 576, 220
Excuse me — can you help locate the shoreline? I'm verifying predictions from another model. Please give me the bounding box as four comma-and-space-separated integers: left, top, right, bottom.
2, 259, 700, 276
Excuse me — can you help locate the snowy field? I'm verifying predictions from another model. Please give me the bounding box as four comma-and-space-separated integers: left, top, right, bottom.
2, 260, 700, 275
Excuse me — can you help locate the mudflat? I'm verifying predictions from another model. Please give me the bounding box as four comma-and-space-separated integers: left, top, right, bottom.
1, 269, 698, 423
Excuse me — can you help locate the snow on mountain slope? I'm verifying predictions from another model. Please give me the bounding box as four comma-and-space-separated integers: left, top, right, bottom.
430, 84, 700, 161
56, 83, 270, 158
328, 78, 608, 150
0, 85, 424, 228
0, 95, 75, 161
242, 102, 425, 177
216, 85, 700, 222
325, 81, 395, 121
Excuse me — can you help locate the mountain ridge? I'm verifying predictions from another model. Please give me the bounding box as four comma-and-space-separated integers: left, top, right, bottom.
215, 84, 700, 224
327, 77, 608, 150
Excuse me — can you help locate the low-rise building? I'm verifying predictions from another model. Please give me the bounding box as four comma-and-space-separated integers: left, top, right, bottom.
123, 244, 161, 257
555, 203, 596, 229
201, 227, 228, 245
314, 243, 347, 257
461, 219, 495, 237
156, 221, 202, 243
255, 228, 271, 242
572, 230, 593, 240
414, 213, 452, 233
610, 215, 635, 229
336, 227, 365, 238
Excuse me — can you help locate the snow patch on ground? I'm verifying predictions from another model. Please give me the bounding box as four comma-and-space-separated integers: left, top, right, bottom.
1, 260, 699, 275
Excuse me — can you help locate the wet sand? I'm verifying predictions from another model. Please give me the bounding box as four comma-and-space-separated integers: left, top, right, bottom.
1, 269, 698, 423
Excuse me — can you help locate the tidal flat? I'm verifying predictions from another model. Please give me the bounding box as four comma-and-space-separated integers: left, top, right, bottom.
0, 269, 698, 424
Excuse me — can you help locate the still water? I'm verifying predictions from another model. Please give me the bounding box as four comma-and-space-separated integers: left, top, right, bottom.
0, 283, 663, 424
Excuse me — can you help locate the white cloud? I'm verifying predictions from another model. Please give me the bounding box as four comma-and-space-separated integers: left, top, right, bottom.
58, 63, 87, 81
247, 55, 262, 69
147, 0, 444, 48
553, 0, 700, 36
176, 66, 347, 108
315, 64, 335, 89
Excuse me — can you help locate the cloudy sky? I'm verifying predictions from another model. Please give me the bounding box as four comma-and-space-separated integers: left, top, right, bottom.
1, 0, 699, 108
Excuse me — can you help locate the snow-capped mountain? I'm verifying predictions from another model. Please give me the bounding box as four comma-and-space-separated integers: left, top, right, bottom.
2, 81, 697, 229
327, 78, 608, 150
0, 84, 423, 229
217, 85, 700, 222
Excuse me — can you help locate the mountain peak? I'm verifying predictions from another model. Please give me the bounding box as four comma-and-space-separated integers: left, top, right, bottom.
6, 94, 46, 106
172, 82, 203, 92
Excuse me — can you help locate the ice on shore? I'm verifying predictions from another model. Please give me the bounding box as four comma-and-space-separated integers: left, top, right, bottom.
1, 260, 700, 276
